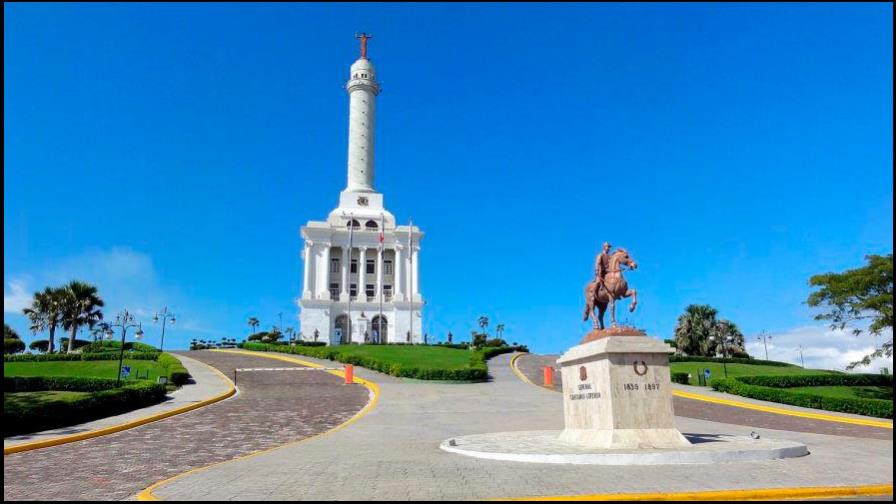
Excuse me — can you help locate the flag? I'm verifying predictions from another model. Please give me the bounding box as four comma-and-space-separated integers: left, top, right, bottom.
379, 214, 385, 255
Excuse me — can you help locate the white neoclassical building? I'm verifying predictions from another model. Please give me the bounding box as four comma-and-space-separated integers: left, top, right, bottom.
298, 35, 424, 345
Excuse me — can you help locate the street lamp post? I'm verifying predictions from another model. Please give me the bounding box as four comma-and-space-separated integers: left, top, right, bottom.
102, 309, 144, 386
710, 335, 733, 378
153, 307, 176, 353
757, 331, 772, 361
798, 344, 805, 368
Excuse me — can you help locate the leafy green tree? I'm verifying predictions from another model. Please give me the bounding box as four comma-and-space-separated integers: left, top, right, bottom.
22, 287, 66, 354
60, 281, 105, 353
5, 323, 21, 341
808, 253, 893, 369
4, 324, 24, 354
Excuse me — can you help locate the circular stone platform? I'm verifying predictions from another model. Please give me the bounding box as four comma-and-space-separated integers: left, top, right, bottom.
439, 431, 808, 465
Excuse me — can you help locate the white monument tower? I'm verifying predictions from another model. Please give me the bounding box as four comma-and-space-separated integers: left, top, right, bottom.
298, 34, 425, 345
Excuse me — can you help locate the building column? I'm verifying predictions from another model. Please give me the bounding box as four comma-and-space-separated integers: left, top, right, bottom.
321, 246, 332, 300
394, 245, 405, 301
411, 245, 420, 302
302, 241, 313, 298
359, 247, 368, 300
340, 246, 350, 301
376, 247, 384, 301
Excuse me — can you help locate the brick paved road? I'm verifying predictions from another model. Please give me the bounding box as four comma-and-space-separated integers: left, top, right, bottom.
516, 353, 892, 440
3, 351, 369, 501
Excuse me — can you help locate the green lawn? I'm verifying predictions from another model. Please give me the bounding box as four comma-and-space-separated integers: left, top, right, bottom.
670, 362, 838, 386
788, 385, 893, 401
328, 344, 476, 371
4, 359, 169, 382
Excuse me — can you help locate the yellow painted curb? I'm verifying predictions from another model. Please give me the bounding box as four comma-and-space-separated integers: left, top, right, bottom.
672, 389, 893, 429
4, 357, 237, 456
499, 483, 893, 501
136, 349, 380, 501
508, 353, 893, 430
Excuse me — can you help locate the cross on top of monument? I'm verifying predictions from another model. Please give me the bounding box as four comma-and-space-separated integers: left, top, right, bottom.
355, 32, 372, 59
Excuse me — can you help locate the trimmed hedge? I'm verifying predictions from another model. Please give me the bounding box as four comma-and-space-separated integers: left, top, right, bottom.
671, 372, 690, 385
240, 342, 528, 381
711, 376, 893, 419
669, 355, 796, 367
79, 340, 159, 354
5, 376, 121, 393
4, 351, 160, 363
736, 374, 892, 388
157, 353, 190, 385
4, 377, 167, 436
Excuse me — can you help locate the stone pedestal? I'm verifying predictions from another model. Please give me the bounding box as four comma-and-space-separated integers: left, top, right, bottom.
557, 334, 690, 449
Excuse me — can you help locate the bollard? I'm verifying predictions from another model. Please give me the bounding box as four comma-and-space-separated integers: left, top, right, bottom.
543, 366, 553, 387
344, 364, 354, 384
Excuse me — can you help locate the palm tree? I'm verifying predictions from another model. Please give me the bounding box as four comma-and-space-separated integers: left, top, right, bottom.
712, 319, 746, 356
673, 304, 718, 356
495, 324, 505, 340
477, 315, 489, 336
22, 287, 65, 354
247, 317, 260, 337
60, 281, 105, 353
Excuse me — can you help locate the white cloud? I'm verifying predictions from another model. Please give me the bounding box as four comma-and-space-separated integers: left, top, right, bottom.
3, 280, 32, 313
746, 325, 893, 373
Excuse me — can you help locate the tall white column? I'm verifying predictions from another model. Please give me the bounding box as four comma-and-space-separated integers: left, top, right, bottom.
394, 245, 405, 301
359, 247, 368, 300
302, 242, 312, 298
340, 246, 350, 301
345, 58, 380, 193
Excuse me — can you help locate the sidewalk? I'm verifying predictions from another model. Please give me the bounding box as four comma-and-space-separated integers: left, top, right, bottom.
4, 353, 233, 449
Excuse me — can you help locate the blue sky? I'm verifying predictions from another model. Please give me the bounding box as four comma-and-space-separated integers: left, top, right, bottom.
4, 3, 893, 370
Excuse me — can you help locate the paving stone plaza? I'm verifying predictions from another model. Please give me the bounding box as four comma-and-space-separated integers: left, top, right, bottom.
4, 350, 892, 500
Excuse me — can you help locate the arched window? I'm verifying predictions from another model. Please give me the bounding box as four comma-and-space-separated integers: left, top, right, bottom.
347, 219, 360, 230
365, 220, 378, 230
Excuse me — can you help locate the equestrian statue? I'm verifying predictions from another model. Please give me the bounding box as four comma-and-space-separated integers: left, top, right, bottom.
582, 242, 639, 330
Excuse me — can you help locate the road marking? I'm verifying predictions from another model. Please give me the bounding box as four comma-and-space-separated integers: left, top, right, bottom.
235, 367, 342, 372
672, 389, 893, 429
508, 353, 893, 429
136, 349, 380, 501
4, 357, 237, 455
499, 483, 893, 501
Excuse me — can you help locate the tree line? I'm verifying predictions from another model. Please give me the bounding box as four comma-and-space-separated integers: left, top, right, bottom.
15, 281, 104, 354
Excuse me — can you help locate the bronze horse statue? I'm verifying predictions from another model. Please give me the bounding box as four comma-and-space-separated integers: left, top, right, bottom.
582, 248, 639, 330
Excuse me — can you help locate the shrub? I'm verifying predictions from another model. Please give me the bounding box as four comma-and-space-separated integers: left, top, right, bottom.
4, 338, 25, 354
485, 338, 507, 347
239, 342, 527, 381
671, 372, 690, 385
735, 374, 892, 388
711, 376, 892, 419
3, 378, 167, 436
4, 351, 159, 363
58, 338, 92, 351
157, 353, 190, 385
80, 340, 159, 354
669, 355, 795, 367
